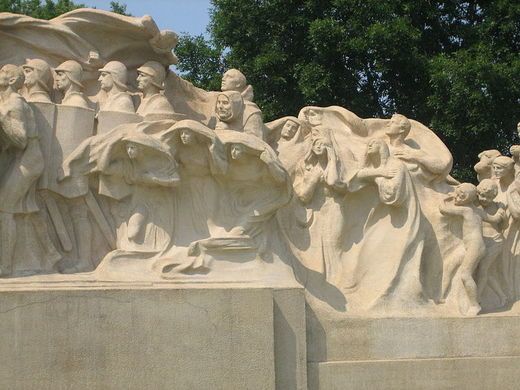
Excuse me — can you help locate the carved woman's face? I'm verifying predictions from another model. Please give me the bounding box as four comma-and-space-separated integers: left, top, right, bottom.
216, 95, 233, 121
98, 71, 114, 91
126, 142, 141, 160
180, 129, 195, 145
367, 139, 380, 155
312, 139, 326, 156
306, 109, 322, 127
230, 144, 245, 160
281, 120, 299, 140
492, 163, 512, 179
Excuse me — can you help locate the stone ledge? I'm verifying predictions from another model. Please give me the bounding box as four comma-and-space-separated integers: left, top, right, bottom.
308, 356, 520, 390
0, 285, 306, 390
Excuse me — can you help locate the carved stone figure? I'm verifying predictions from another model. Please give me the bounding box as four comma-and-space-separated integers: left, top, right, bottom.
491, 155, 515, 206
22, 59, 53, 103
439, 183, 486, 316
475, 179, 507, 305
135, 61, 174, 118
345, 138, 427, 312
0, 64, 60, 275
215, 91, 264, 139
55, 60, 90, 109
97, 61, 135, 113
221, 68, 254, 102
474, 149, 502, 182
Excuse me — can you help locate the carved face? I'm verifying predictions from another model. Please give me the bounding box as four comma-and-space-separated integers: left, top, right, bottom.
98, 71, 114, 91
477, 189, 494, 206
492, 163, 512, 179
126, 142, 141, 160
312, 139, 326, 156
221, 70, 242, 91
22, 66, 37, 87
180, 129, 195, 145
453, 187, 469, 206
55, 71, 71, 91
0, 68, 9, 88
137, 71, 153, 91
386, 117, 402, 136
367, 139, 380, 155
281, 120, 299, 140
216, 95, 233, 121
230, 144, 245, 160
306, 109, 322, 127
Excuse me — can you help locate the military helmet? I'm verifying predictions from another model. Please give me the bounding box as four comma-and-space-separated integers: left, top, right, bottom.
22, 59, 54, 92
137, 61, 166, 89
55, 60, 84, 89
99, 61, 128, 91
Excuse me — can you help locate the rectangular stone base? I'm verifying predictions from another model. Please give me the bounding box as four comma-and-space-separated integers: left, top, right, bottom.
307, 311, 520, 389
0, 285, 306, 390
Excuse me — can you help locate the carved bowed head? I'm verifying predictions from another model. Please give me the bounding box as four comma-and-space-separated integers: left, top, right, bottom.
476, 179, 498, 207
453, 183, 478, 206
0, 64, 24, 92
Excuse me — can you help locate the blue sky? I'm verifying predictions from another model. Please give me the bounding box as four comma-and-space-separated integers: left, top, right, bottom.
85, 0, 212, 37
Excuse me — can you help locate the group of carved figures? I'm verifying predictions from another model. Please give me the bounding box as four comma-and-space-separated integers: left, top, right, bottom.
1, 56, 519, 316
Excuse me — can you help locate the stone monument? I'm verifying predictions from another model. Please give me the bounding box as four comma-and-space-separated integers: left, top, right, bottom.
0, 7, 519, 390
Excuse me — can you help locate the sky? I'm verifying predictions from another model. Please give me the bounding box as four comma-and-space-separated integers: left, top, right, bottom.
84, 0, 212, 37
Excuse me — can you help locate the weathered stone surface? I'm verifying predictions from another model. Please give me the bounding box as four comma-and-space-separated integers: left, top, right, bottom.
0, 285, 306, 390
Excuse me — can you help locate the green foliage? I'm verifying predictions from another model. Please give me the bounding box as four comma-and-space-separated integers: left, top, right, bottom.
176, 0, 520, 182
0, 0, 84, 19
175, 34, 225, 92
109, 1, 129, 16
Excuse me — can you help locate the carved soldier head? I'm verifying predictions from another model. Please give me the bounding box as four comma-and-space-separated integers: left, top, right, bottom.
492, 156, 514, 180
137, 61, 166, 92
387, 114, 411, 138
22, 59, 53, 93
0, 64, 24, 92
477, 179, 498, 207
98, 61, 128, 92
55, 60, 84, 92
453, 183, 478, 206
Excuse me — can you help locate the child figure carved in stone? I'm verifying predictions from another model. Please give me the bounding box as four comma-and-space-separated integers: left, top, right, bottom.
439, 183, 486, 316
475, 179, 508, 305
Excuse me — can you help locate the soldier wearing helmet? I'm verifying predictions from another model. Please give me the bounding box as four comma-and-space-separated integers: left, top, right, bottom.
22, 58, 53, 103
55, 60, 90, 109
0, 64, 61, 275
135, 61, 174, 117
97, 60, 135, 113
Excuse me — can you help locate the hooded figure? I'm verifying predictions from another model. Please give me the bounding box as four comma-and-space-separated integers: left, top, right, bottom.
345, 138, 427, 312
215, 91, 264, 139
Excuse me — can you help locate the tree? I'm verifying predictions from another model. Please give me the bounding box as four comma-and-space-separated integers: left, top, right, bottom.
176, 0, 520, 181
0, 0, 130, 19
0, 0, 84, 19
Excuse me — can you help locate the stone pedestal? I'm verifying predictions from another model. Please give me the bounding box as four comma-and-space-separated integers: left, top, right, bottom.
0, 283, 306, 390
307, 309, 520, 390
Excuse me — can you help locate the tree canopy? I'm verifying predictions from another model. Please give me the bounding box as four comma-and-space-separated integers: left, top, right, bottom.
176, 0, 520, 181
